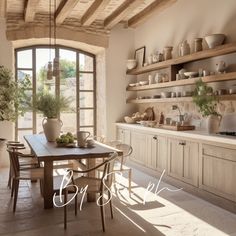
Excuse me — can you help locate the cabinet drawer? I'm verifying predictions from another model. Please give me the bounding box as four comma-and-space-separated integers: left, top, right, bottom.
201, 154, 236, 202
202, 144, 236, 162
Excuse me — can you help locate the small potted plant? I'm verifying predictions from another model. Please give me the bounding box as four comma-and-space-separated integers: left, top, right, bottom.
193, 79, 221, 133
33, 93, 70, 141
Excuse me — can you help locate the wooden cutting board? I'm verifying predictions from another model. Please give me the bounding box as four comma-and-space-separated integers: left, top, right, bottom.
158, 124, 195, 131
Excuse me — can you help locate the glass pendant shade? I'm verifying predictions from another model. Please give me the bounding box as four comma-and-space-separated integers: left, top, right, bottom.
47, 61, 53, 80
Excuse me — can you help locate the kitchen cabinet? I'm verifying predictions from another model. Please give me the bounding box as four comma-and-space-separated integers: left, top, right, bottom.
116, 127, 130, 145
200, 144, 236, 202
146, 134, 167, 171
130, 131, 147, 165
168, 137, 199, 186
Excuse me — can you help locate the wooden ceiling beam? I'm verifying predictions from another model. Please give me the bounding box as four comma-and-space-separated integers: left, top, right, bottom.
0, 0, 6, 18
128, 0, 177, 28
55, 0, 79, 24
81, 0, 111, 26
104, 0, 144, 29
24, 0, 40, 22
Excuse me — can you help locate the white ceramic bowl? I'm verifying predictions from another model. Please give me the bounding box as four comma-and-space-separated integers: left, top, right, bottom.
124, 116, 135, 124
184, 72, 198, 78
127, 59, 137, 70
128, 83, 136, 87
139, 81, 148, 86
161, 91, 171, 98
205, 34, 225, 49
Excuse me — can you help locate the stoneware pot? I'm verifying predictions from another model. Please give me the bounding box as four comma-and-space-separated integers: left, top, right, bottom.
42, 118, 63, 142
206, 115, 221, 134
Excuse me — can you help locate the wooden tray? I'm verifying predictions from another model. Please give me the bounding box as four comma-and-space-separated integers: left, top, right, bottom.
158, 124, 195, 131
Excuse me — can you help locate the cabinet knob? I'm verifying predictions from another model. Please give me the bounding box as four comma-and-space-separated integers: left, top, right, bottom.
179, 141, 186, 146
153, 136, 158, 140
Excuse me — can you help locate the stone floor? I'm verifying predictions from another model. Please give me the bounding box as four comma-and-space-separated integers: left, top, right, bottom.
0, 166, 236, 236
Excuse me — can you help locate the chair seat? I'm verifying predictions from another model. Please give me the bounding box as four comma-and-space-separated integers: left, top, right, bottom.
18, 168, 44, 180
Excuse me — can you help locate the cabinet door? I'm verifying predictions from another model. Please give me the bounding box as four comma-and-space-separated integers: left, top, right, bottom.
168, 138, 184, 179
200, 144, 236, 202
168, 138, 199, 186
146, 135, 167, 171
130, 131, 147, 165
117, 128, 130, 144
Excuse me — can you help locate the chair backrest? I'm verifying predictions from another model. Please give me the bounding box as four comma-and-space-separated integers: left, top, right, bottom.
100, 152, 118, 190
115, 143, 133, 158
7, 147, 21, 178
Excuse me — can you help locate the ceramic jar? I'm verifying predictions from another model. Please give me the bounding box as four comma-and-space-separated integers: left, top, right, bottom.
179, 40, 190, 56
194, 38, 203, 52
206, 115, 221, 133
163, 47, 173, 60
42, 118, 63, 142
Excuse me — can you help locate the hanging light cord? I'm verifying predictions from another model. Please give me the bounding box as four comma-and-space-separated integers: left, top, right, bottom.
49, 0, 52, 61
54, 0, 56, 47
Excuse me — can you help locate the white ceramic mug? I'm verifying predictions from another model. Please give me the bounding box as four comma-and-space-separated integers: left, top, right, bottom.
77, 131, 90, 147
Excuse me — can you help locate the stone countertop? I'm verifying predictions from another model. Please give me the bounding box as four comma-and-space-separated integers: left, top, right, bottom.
116, 123, 236, 146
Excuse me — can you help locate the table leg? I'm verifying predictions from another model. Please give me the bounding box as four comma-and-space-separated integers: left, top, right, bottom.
43, 160, 53, 209
87, 158, 96, 202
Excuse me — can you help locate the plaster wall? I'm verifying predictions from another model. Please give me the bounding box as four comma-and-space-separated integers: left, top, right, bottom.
0, 18, 14, 167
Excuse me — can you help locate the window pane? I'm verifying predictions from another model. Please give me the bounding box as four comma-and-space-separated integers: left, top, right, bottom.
36, 48, 55, 94
59, 49, 77, 133
17, 70, 33, 87
79, 73, 94, 90
17, 50, 32, 68
18, 112, 33, 129
79, 54, 94, 71
80, 110, 93, 126
80, 127, 94, 136
80, 92, 94, 108
18, 130, 33, 145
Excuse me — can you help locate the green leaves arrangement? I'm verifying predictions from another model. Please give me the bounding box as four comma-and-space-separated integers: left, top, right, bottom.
192, 79, 220, 117
0, 66, 31, 121
33, 93, 70, 118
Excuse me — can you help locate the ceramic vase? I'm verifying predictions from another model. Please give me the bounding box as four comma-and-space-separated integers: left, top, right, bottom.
42, 118, 63, 142
206, 115, 221, 134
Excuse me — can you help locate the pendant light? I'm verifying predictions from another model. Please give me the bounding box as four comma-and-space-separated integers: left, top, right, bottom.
52, 0, 60, 77
47, 0, 53, 80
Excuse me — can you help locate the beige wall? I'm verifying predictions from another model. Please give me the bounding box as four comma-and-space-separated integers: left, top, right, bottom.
135, 0, 236, 56
105, 25, 136, 140
0, 18, 14, 167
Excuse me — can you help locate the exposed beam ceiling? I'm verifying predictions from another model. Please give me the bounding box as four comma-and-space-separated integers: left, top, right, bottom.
24, 0, 40, 22
104, 0, 144, 29
128, 0, 177, 28
81, 0, 111, 26
55, 0, 79, 24
0, 0, 6, 18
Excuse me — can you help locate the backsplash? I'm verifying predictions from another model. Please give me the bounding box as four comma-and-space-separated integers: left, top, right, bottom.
138, 100, 236, 131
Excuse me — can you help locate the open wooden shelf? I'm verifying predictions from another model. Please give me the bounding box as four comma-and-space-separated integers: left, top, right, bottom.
127, 42, 236, 75
127, 72, 236, 91
127, 94, 236, 104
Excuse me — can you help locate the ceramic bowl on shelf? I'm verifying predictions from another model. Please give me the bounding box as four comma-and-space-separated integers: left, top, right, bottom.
139, 81, 148, 86
184, 72, 198, 78
124, 116, 135, 124
128, 83, 136, 87
126, 59, 137, 70
161, 91, 171, 98
204, 34, 225, 49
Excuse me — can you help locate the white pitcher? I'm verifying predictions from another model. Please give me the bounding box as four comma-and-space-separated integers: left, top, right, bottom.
77, 131, 90, 147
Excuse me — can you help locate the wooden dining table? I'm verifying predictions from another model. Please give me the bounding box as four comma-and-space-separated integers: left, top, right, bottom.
24, 134, 122, 209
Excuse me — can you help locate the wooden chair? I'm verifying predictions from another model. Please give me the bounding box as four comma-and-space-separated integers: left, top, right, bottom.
6, 141, 39, 189
98, 141, 133, 196
64, 152, 118, 232
7, 146, 44, 212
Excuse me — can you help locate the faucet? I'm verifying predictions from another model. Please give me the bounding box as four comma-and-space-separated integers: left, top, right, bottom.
172, 105, 184, 123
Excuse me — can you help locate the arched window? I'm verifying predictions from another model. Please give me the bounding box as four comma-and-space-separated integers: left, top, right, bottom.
15, 45, 96, 141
